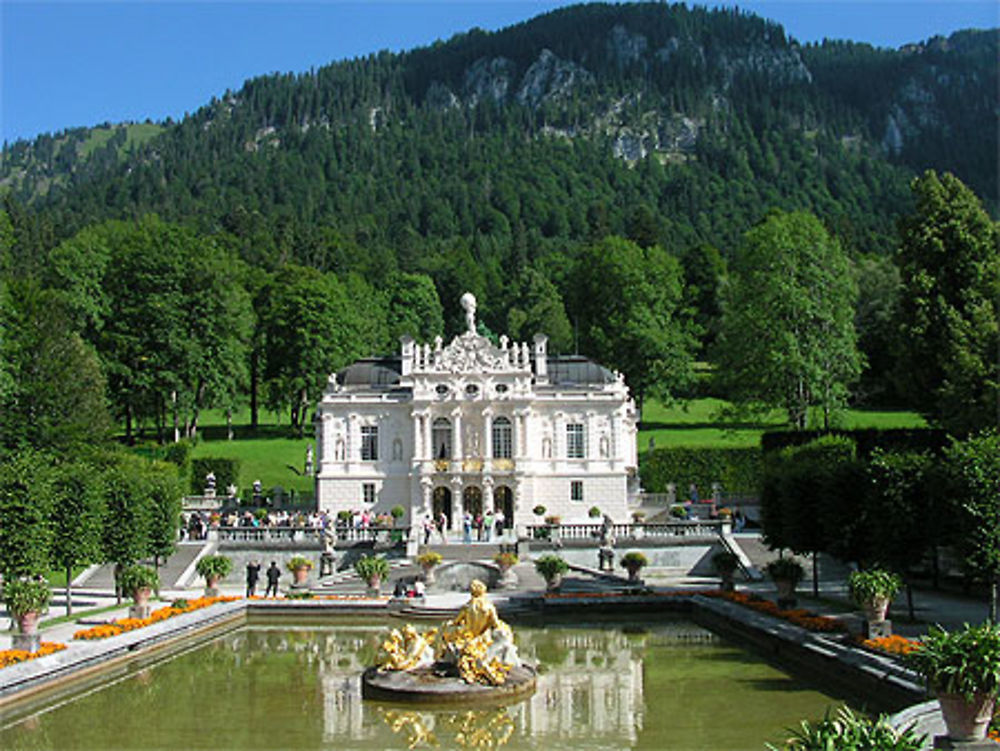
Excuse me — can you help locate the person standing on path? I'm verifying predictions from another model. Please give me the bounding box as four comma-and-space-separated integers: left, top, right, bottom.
246, 560, 261, 597
264, 561, 281, 598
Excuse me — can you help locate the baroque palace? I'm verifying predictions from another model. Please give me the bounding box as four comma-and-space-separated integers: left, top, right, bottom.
315, 294, 639, 534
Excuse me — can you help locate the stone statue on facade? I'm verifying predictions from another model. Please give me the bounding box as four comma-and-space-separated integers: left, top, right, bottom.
460, 292, 477, 335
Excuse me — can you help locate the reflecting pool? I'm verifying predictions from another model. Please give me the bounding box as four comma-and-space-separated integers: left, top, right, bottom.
0, 617, 847, 750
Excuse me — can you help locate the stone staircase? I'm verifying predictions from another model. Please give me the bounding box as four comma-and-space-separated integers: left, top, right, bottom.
73, 541, 208, 591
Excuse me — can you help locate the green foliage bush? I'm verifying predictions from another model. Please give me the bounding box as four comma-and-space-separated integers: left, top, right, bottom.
534, 555, 569, 580
190, 458, 241, 494
162, 440, 192, 472
761, 428, 946, 457
620, 552, 648, 570
119, 564, 159, 594
354, 555, 390, 581
416, 551, 442, 568
195, 555, 233, 581
286, 555, 313, 571
848, 569, 902, 605
906, 623, 1000, 700
765, 558, 804, 583
766, 707, 924, 750
2, 577, 51, 617
641, 447, 762, 494
712, 551, 740, 573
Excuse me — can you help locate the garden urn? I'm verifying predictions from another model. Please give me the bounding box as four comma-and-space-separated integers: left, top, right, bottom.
862, 597, 890, 624
938, 692, 996, 742
545, 573, 562, 592
205, 576, 221, 597
16, 610, 40, 636
292, 566, 310, 586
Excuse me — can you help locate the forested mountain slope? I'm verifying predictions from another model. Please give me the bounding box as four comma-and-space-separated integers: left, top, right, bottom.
2, 3, 996, 315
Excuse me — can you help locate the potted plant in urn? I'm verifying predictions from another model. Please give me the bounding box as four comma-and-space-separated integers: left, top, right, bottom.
195, 555, 233, 596
765, 558, 804, 608
415, 551, 442, 585
848, 568, 902, 624
286, 556, 313, 587
354, 554, 390, 594
620, 551, 648, 582
120, 564, 159, 618
906, 622, 1000, 743
494, 551, 519, 584
534, 554, 569, 592
3, 577, 51, 647
532, 505, 549, 540
712, 551, 740, 592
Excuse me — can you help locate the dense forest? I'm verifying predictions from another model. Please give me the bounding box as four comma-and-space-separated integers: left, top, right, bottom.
1, 2, 997, 443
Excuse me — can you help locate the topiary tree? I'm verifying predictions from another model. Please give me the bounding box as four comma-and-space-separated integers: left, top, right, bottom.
0, 450, 54, 578
945, 431, 1000, 622
144, 461, 183, 575
101, 455, 152, 603
48, 461, 105, 615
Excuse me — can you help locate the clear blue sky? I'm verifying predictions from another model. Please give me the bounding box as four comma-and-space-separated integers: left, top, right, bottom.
2, 1, 997, 144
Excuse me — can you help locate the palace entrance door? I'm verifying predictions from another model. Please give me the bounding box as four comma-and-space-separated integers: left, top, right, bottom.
495, 485, 514, 527
463, 486, 483, 518
432, 487, 452, 528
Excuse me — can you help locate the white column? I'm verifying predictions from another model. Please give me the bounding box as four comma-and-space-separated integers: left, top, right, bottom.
482, 408, 493, 460
452, 409, 463, 461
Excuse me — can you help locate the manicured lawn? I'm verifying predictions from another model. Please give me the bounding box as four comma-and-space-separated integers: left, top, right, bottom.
139, 399, 927, 499
638, 398, 926, 452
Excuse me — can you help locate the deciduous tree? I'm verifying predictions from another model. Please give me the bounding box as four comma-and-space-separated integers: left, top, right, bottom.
714, 210, 862, 429
571, 236, 697, 412
894, 171, 1000, 435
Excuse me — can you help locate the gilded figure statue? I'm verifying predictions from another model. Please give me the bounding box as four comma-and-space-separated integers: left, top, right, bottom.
375, 579, 520, 686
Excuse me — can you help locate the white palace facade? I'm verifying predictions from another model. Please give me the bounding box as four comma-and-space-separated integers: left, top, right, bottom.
315, 294, 639, 534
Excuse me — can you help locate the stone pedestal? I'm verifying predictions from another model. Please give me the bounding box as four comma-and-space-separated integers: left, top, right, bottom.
12, 633, 41, 653
320, 552, 335, 577
129, 604, 151, 620
934, 737, 996, 749
864, 619, 892, 639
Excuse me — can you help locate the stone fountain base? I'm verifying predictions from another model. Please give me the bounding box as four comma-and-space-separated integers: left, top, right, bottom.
361, 663, 537, 705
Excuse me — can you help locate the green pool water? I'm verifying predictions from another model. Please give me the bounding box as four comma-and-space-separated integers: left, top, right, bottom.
0, 617, 847, 750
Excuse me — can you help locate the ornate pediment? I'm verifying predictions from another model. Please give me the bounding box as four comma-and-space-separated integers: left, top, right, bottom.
438, 333, 520, 373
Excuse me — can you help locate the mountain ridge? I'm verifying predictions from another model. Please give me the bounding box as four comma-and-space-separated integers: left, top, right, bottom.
1, 2, 996, 269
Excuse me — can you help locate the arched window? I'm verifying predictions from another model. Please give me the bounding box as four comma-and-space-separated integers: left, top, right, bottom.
432, 418, 452, 460
492, 417, 512, 459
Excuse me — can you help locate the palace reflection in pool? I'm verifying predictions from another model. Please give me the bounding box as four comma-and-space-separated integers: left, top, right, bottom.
0, 617, 848, 751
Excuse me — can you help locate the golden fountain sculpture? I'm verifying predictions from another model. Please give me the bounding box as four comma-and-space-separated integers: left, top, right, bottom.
375, 579, 521, 687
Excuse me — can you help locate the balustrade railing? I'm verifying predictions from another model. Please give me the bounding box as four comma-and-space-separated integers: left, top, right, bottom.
216, 525, 412, 544
525, 520, 728, 542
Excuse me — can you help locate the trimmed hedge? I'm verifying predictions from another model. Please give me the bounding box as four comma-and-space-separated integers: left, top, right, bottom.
761, 428, 946, 456
190, 458, 241, 494
640, 447, 762, 494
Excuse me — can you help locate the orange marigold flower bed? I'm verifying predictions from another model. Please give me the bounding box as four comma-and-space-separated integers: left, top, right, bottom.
700, 590, 847, 633
862, 634, 920, 656
73, 596, 239, 641
0, 641, 67, 669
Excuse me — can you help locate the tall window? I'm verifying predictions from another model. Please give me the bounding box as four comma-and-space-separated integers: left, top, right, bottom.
432, 418, 452, 460
492, 417, 512, 459
566, 423, 585, 459
362, 483, 376, 504
361, 425, 379, 461
570, 480, 584, 502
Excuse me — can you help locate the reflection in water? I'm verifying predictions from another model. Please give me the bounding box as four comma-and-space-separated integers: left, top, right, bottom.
381, 707, 516, 749
0, 620, 843, 751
